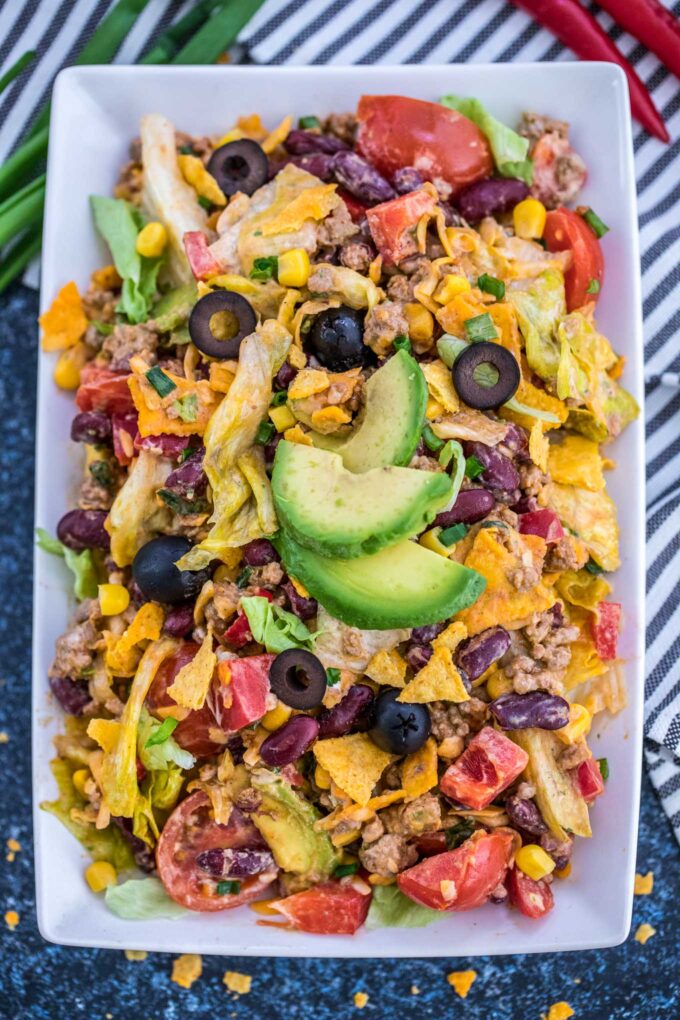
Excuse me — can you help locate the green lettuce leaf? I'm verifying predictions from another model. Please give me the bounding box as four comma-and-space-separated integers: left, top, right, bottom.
507, 269, 566, 381
436, 334, 468, 368
105, 877, 187, 920
137, 708, 195, 772
90, 195, 163, 324
366, 885, 443, 930
440, 95, 533, 184
241, 595, 318, 654
36, 528, 98, 600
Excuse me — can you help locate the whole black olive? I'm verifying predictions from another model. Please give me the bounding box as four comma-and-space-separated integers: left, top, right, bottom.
268, 649, 327, 710
132, 536, 210, 605
452, 341, 520, 410
369, 688, 431, 756
188, 290, 257, 360
307, 305, 365, 371
207, 139, 269, 197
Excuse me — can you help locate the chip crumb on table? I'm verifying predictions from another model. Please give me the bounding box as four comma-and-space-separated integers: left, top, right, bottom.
124, 949, 148, 962
0, 731, 9, 744
353, 991, 369, 1009
223, 971, 252, 995
634, 923, 656, 945
4, 909, 19, 930
5, 837, 21, 862
171, 953, 202, 989
447, 970, 477, 998
634, 871, 654, 895
544, 1003, 574, 1020
410, 985, 420, 995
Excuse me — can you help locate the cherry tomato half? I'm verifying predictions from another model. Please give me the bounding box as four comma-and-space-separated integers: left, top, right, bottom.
75, 363, 136, 416
147, 642, 224, 759
507, 864, 554, 920
259, 880, 371, 934
544, 207, 604, 312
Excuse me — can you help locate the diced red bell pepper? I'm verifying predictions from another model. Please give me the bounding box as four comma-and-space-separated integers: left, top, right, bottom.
111, 412, 139, 466
506, 865, 554, 919
76, 364, 135, 416
258, 880, 371, 935
518, 508, 565, 544
366, 188, 438, 265
591, 601, 621, 661
210, 654, 275, 732
337, 188, 368, 224
440, 727, 528, 810
183, 230, 220, 280
572, 756, 605, 803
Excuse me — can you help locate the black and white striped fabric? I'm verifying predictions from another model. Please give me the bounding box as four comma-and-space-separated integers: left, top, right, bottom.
1, 0, 679, 840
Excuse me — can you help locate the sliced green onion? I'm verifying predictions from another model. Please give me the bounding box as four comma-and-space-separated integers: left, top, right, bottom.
439, 523, 469, 546
173, 0, 267, 64
465, 455, 485, 480
422, 424, 444, 453
89, 460, 115, 489
464, 313, 497, 343
249, 255, 278, 282
477, 273, 505, 300
586, 278, 600, 295
270, 390, 288, 407
501, 395, 561, 424
197, 195, 212, 211
145, 717, 178, 748
447, 440, 466, 506
0, 225, 42, 294
141, 0, 226, 64
333, 862, 359, 878
0, 126, 49, 203
255, 420, 276, 444
299, 116, 321, 130
598, 758, 610, 782
437, 333, 469, 368
326, 668, 341, 687
0, 51, 36, 97
393, 335, 412, 353
236, 566, 253, 588
438, 440, 455, 468
216, 880, 241, 895
0, 176, 45, 248
445, 818, 475, 850
585, 559, 605, 576
580, 208, 609, 239
145, 365, 176, 397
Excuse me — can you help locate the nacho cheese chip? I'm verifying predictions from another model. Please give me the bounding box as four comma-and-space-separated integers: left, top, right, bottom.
401, 738, 438, 799
313, 734, 396, 806
544, 481, 620, 572
87, 718, 121, 754
261, 184, 339, 236
548, 433, 605, 491
167, 629, 217, 710
171, 953, 202, 989
432, 621, 468, 652
40, 281, 88, 351
421, 359, 460, 413
529, 422, 549, 472
365, 648, 407, 688
106, 603, 164, 676
398, 645, 469, 704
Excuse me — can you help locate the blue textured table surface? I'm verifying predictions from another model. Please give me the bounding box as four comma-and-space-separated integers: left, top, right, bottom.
0, 286, 678, 1020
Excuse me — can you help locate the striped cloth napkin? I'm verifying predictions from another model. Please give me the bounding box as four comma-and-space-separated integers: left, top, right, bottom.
2, 0, 679, 841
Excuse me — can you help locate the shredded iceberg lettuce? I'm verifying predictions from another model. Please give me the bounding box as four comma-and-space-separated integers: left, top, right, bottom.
105, 877, 187, 919
241, 596, 318, 654
36, 528, 98, 600
106, 449, 171, 568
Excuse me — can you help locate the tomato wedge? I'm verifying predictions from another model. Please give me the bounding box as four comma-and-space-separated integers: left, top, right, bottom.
259, 880, 371, 934
440, 727, 528, 810
75, 363, 135, 416
591, 601, 621, 661
398, 829, 515, 911
507, 865, 554, 919
156, 792, 277, 911
356, 95, 493, 197
366, 188, 438, 265
147, 642, 224, 758
544, 207, 604, 312
210, 654, 274, 732
572, 757, 605, 803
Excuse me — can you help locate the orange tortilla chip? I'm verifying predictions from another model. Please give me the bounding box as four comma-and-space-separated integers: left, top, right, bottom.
106, 603, 164, 676
365, 648, 407, 688
87, 718, 121, 753
167, 629, 216, 710
40, 281, 88, 351
398, 646, 469, 704
313, 734, 396, 806
128, 374, 220, 437
401, 738, 438, 800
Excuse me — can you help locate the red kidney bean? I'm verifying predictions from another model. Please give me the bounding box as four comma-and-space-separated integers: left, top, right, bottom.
70, 411, 112, 444
196, 847, 275, 879
411, 622, 447, 644
455, 177, 529, 222
455, 626, 511, 681
392, 166, 425, 193
269, 153, 336, 181
274, 361, 298, 390
511, 495, 538, 514
284, 129, 349, 155
490, 692, 570, 730
283, 582, 317, 621
331, 151, 396, 205
260, 715, 319, 767
49, 675, 91, 715
463, 441, 520, 493
406, 644, 433, 672
317, 684, 375, 739
242, 539, 280, 567
540, 832, 573, 871
504, 794, 548, 836
164, 447, 207, 499
57, 509, 110, 551
549, 603, 565, 628
163, 604, 195, 637
434, 488, 495, 527
501, 423, 529, 457
112, 816, 156, 872
135, 433, 192, 459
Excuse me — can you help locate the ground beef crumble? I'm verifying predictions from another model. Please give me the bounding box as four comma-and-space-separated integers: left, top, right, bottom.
363, 301, 409, 357
102, 322, 160, 371
504, 607, 579, 695
381, 793, 442, 837
49, 599, 102, 680
358, 833, 418, 878
545, 535, 589, 573
323, 112, 357, 146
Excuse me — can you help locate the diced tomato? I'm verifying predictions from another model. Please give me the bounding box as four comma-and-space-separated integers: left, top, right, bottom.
507, 865, 554, 919
572, 757, 605, 803
398, 829, 515, 911
135, 433, 193, 458
183, 230, 220, 280
222, 589, 275, 649
111, 412, 138, 466
544, 207, 604, 312
259, 881, 371, 935
366, 188, 438, 265
337, 188, 368, 223
75, 364, 135, 416
147, 642, 224, 758
518, 508, 565, 544
591, 601, 621, 661
157, 792, 276, 911
440, 727, 528, 810
281, 762, 306, 787
356, 95, 493, 197
210, 654, 275, 732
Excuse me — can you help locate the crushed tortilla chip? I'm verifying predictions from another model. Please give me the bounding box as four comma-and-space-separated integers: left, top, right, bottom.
548, 434, 605, 492
223, 970, 252, 994
87, 718, 121, 754
209, 362, 236, 394
432, 621, 468, 652
124, 949, 148, 961
128, 373, 220, 438
421, 359, 460, 413
529, 421, 550, 472
316, 789, 406, 830
288, 368, 330, 399
546, 1003, 574, 1020
40, 281, 88, 351
313, 733, 396, 806
4, 910, 19, 930
106, 603, 164, 676
353, 992, 369, 1009
262, 115, 293, 155
177, 153, 226, 206
310, 405, 352, 432
402, 738, 438, 799
91, 264, 122, 289
426, 398, 445, 419
634, 872, 654, 895
261, 184, 339, 236
365, 648, 407, 688
171, 953, 202, 989
556, 570, 611, 615
398, 645, 469, 704
634, 923, 656, 945
0, 732, 8, 743
167, 629, 216, 710
447, 970, 476, 999
284, 423, 314, 445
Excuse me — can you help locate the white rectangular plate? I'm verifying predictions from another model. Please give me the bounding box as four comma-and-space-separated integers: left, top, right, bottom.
34, 63, 645, 956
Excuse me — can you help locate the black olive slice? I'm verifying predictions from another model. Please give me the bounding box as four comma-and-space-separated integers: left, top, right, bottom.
452, 341, 520, 410
269, 649, 327, 710
188, 291, 257, 360
307, 305, 366, 371
207, 139, 269, 197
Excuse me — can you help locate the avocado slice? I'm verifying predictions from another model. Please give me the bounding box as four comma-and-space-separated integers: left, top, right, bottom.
274, 530, 486, 630
249, 771, 340, 881
313, 349, 427, 472
272, 441, 452, 559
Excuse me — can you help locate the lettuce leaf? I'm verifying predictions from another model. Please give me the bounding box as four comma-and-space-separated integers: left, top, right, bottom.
105, 877, 187, 920
137, 708, 195, 772
440, 95, 533, 185
107, 449, 171, 568
507, 269, 566, 381
36, 528, 98, 600
240, 595, 318, 654
90, 195, 163, 324
366, 885, 442, 929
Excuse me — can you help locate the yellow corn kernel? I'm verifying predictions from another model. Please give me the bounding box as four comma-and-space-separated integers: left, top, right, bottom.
515, 844, 556, 882
486, 671, 513, 699
555, 703, 591, 745
555, 861, 572, 879
277, 248, 310, 288
547, 1004, 574, 1020
513, 197, 547, 240
419, 528, 450, 558
315, 765, 331, 790
269, 404, 297, 432
72, 768, 90, 796
53, 343, 87, 390
404, 302, 434, 342
136, 221, 167, 259
434, 274, 470, 304
85, 861, 117, 893
283, 424, 313, 446
261, 702, 293, 732
98, 583, 130, 617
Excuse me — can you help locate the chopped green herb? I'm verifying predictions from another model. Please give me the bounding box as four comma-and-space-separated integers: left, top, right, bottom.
445, 818, 475, 850
158, 489, 210, 516
179, 446, 195, 463
270, 390, 289, 407
236, 566, 253, 589
89, 460, 115, 489
586, 278, 601, 295
173, 393, 199, 423
216, 880, 241, 896
326, 667, 341, 687
580, 207, 609, 239
422, 424, 445, 453
438, 440, 455, 469
393, 335, 412, 353
299, 116, 321, 130
585, 559, 605, 576
179, 144, 194, 155
479, 520, 509, 530
439, 523, 469, 546
477, 273, 505, 300
464, 312, 497, 342
333, 862, 360, 878
464, 455, 485, 479
145, 717, 178, 749
255, 420, 276, 444
91, 320, 114, 336
146, 365, 176, 398
197, 195, 212, 211
249, 255, 278, 281
598, 757, 610, 782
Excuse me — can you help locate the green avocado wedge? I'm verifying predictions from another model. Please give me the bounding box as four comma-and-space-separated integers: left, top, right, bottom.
272, 441, 453, 559
312, 348, 427, 471
273, 530, 486, 630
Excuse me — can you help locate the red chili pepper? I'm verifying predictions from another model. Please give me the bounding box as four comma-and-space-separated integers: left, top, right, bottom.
509, 0, 669, 143
597, 0, 680, 84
